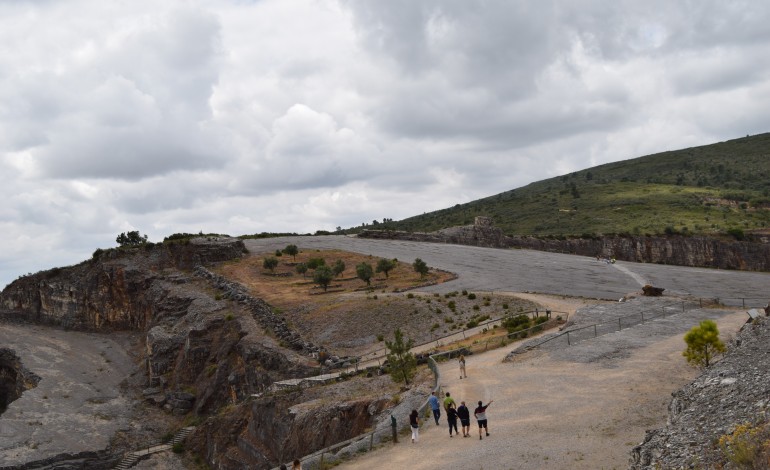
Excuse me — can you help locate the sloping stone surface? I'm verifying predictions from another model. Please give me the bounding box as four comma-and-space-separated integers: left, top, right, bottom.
629, 315, 770, 469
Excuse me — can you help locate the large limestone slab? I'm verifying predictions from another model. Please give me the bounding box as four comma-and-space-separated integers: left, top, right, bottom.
0, 323, 135, 466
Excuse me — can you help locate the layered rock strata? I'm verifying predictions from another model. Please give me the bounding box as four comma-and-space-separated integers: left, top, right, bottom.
358, 228, 770, 271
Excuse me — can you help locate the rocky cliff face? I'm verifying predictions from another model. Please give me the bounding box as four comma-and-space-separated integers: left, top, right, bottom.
0, 237, 343, 467
358, 228, 770, 271
0, 237, 247, 330
191, 388, 391, 469
508, 234, 770, 271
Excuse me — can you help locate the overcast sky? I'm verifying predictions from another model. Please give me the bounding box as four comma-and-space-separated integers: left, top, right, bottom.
1, 0, 769, 289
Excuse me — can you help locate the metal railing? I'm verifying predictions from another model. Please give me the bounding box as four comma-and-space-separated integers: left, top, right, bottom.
513, 300, 695, 353
273, 356, 442, 470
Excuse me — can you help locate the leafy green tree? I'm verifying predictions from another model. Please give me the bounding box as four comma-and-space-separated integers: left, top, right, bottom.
263, 257, 279, 273
295, 263, 308, 278
332, 259, 346, 277
385, 328, 416, 386
313, 265, 334, 291
412, 258, 429, 278
375, 258, 396, 278
356, 262, 373, 286
116, 231, 147, 247
683, 320, 726, 368
307, 257, 326, 270
283, 244, 299, 261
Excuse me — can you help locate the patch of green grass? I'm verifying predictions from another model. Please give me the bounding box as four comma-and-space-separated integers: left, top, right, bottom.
348, 133, 770, 237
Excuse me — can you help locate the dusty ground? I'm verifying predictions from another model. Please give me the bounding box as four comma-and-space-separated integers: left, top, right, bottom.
336, 298, 750, 470
217, 249, 539, 357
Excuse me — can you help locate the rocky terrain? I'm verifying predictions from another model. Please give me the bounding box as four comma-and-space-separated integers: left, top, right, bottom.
2, 234, 769, 469
0, 237, 407, 469
630, 313, 770, 469
359, 219, 770, 271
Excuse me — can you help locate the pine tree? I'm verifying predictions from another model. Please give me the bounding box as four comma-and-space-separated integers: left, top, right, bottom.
683, 320, 726, 368
385, 328, 417, 386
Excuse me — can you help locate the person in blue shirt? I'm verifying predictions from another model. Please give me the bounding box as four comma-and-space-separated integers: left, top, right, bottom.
428, 391, 441, 425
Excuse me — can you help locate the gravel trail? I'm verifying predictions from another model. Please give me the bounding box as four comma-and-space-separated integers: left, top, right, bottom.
335, 307, 749, 470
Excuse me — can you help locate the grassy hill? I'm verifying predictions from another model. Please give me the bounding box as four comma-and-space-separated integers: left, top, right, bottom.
357, 133, 770, 239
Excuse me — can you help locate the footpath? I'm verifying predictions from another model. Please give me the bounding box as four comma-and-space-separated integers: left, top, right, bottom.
334, 299, 750, 470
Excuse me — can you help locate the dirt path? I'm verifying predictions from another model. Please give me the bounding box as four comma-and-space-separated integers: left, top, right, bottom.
336, 308, 749, 470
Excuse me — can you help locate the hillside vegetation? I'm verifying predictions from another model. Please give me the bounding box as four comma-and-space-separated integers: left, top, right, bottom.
355, 133, 770, 238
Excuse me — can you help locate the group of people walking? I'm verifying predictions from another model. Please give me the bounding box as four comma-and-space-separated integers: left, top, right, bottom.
410, 391, 493, 442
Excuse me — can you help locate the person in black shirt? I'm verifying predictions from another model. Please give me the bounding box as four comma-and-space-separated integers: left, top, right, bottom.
457, 401, 471, 437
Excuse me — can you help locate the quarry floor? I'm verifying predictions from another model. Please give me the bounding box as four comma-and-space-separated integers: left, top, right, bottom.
0, 323, 138, 466
2, 236, 769, 468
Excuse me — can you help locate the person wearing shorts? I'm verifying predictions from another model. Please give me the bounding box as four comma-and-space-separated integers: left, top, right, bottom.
474, 400, 493, 440
457, 401, 471, 437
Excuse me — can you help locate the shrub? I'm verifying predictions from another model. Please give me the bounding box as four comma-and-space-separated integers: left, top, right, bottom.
472, 305, 480, 311
407, 293, 415, 299
172, 442, 185, 454
448, 301, 456, 310
502, 303, 509, 309
466, 320, 479, 328
502, 314, 531, 333
727, 227, 746, 240
718, 421, 770, 467
274, 249, 282, 257
262, 257, 279, 273
462, 290, 468, 296
376, 334, 384, 342
467, 293, 477, 300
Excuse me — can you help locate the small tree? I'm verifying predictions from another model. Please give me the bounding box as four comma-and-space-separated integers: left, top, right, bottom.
263, 257, 279, 273
385, 328, 416, 386
313, 265, 334, 291
283, 244, 299, 261
683, 320, 726, 368
356, 262, 374, 286
413, 258, 429, 278
332, 259, 346, 278
295, 263, 308, 278
376, 258, 396, 278
116, 230, 148, 247
307, 257, 326, 270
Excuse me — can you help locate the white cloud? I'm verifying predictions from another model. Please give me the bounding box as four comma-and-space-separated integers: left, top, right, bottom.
1, 0, 770, 288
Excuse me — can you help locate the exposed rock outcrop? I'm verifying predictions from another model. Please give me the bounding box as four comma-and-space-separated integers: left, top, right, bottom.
0, 237, 322, 467
358, 224, 770, 271
0, 237, 247, 330
629, 315, 770, 469
0, 348, 40, 416
508, 234, 770, 271
191, 388, 392, 469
